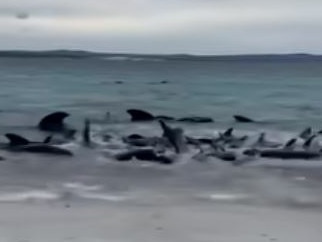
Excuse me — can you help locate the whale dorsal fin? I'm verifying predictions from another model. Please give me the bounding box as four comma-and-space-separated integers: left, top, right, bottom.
239, 135, 248, 141
299, 127, 312, 140
5, 133, 30, 146
43, 136, 52, 144
223, 128, 233, 137
158, 120, 186, 153
233, 115, 254, 123
38, 111, 69, 131
283, 138, 297, 150
258, 132, 265, 143
127, 109, 154, 121
303, 135, 316, 150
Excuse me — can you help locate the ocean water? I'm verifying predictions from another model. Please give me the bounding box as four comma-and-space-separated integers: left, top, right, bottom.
0, 56, 322, 210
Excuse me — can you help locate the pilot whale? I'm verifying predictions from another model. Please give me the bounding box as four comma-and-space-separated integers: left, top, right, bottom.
177, 117, 213, 123
259, 149, 320, 159
127, 109, 175, 122
159, 120, 187, 154
127, 109, 213, 123
115, 148, 173, 164
38, 111, 75, 135
5, 133, 52, 146
2, 133, 73, 156
234, 115, 255, 123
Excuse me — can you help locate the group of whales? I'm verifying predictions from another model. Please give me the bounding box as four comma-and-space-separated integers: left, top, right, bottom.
0, 110, 322, 165
126, 109, 255, 123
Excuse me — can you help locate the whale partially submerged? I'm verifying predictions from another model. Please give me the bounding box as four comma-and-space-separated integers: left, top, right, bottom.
283, 138, 297, 150
82, 119, 91, 147
303, 135, 317, 150
299, 127, 312, 140
259, 149, 320, 159
115, 149, 173, 164
233, 115, 255, 123
177, 117, 213, 123
253, 132, 280, 148
9, 144, 73, 156
123, 134, 161, 147
3, 133, 73, 156
127, 109, 155, 121
38, 111, 72, 132
5, 133, 52, 146
127, 109, 212, 123
159, 120, 187, 154
127, 109, 176, 121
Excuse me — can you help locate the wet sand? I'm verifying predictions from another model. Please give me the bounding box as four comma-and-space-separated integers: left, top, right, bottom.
0, 201, 321, 242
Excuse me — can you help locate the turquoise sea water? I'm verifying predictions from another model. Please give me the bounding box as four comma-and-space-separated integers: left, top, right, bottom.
1, 57, 322, 131
0, 56, 322, 208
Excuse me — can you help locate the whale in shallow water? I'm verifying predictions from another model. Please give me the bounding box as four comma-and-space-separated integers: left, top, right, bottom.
82, 119, 91, 147
208, 150, 236, 161
123, 135, 165, 148
214, 128, 248, 148
253, 132, 280, 148
127, 109, 213, 123
299, 127, 312, 140
2, 133, 73, 156
9, 144, 73, 156
243, 148, 320, 160
177, 117, 213, 123
159, 120, 187, 154
126, 109, 175, 122
303, 135, 317, 150
115, 149, 173, 164
233, 115, 255, 123
259, 149, 320, 159
5, 133, 52, 146
38, 111, 75, 135
283, 138, 297, 150
127, 109, 155, 121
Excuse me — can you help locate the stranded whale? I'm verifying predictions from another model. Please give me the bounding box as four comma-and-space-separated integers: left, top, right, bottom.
115, 148, 173, 164
126, 109, 213, 123
2, 133, 73, 156
233, 115, 255, 123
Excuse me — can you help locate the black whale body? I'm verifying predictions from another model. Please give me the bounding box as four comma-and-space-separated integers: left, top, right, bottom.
115, 149, 173, 164
3, 133, 73, 156
234, 115, 255, 123
127, 109, 213, 123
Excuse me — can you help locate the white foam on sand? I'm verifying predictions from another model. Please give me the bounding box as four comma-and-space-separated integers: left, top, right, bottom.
209, 193, 248, 201
77, 192, 129, 202
63, 182, 102, 191
199, 192, 249, 202
61, 182, 130, 202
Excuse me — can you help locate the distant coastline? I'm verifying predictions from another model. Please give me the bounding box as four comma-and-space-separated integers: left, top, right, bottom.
0, 50, 322, 61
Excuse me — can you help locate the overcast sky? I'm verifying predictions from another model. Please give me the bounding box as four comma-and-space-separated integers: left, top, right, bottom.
1, 0, 322, 54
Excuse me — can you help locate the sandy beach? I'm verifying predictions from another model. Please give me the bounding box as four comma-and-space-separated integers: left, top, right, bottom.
0, 200, 321, 242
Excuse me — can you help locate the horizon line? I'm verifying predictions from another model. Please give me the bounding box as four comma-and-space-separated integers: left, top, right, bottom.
0, 49, 321, 57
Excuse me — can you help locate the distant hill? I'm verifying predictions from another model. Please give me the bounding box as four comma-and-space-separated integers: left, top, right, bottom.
0, 50, 322, 61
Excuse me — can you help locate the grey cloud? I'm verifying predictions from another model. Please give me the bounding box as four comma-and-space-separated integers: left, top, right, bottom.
0, 0, 321, 54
